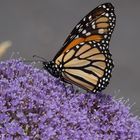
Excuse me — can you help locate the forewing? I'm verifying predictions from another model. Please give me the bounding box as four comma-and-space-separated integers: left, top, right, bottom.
54, 3, 116, 60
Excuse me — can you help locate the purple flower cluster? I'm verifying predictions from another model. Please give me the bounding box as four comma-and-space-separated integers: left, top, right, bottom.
0, 59, 140, 140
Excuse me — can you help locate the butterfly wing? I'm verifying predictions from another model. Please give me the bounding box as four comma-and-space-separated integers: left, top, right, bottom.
52, 3, 116, 92
55, 41, 114, 92
54, 3, 116, 60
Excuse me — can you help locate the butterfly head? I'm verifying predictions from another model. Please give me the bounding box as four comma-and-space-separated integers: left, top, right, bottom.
43, 61, 61, 78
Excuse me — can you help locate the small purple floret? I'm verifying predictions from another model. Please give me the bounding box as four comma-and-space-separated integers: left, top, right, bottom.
0, 59, 140, 139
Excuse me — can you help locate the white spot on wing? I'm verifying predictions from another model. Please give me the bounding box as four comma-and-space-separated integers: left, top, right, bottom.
86, 32, 91, 36
78, 28, 82, 32
83, 17, 86, 21
98, 29, 104, 34
76, 45, 80, 49
92, 25, 96, 29
102, 5, 106, 8
86, 23, 89, 26
106, 8, 109, 11
88, 15, 92, 20
80, 42, 84, 45
76, 24, 80, 29
75, 35, 79, 39
92, 22, 95, 25
82, 30, 87, 34
105, 13, 109, 17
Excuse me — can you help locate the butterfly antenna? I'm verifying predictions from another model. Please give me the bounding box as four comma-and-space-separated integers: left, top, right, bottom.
33, 55, 48, 62
22, 60, 41, 63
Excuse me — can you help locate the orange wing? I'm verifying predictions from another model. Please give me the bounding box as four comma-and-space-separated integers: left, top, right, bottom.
53, 3, 116, 60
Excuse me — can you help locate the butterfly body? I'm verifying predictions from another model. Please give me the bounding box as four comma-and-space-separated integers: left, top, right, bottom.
43, 3, 116, 93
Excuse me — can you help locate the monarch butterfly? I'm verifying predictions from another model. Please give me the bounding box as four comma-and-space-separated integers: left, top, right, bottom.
42, 3, 116, 93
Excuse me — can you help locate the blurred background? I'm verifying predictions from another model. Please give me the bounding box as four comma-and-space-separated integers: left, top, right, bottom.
0, 0, 140, 115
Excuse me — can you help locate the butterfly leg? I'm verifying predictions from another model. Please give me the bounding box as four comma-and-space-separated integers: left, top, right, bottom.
60, 77, 75, 94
